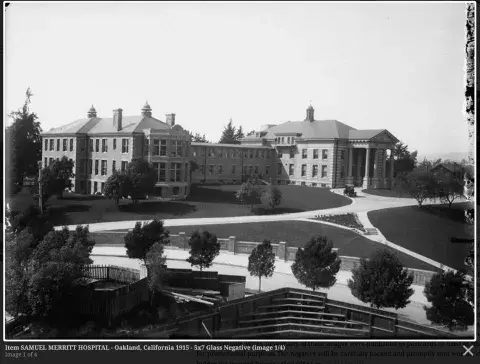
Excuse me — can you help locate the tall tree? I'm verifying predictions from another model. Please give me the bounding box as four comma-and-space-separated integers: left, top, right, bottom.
127, 159, 157, 203
348, 249, 414, 309
8, 88, 42, 186
247, 240, 276, 292
291, 236, 342, 291
30, 157, 75, 202
124, 219, 170, 266
219, 118, 238, 144
423, 270, 474, 331
186, 230, 220, 271
186, 129, 209, 143
235, 125, 245, 141
391, 141, 417, 176
145, 242, 168, 305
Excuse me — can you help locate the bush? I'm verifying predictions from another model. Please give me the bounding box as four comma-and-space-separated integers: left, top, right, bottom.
186, 230, 220, 271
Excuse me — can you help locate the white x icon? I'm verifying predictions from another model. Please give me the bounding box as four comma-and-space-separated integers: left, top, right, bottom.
463, 345, 474, 356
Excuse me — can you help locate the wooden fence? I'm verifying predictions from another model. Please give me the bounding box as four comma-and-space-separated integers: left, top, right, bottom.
83, 265, 140, 284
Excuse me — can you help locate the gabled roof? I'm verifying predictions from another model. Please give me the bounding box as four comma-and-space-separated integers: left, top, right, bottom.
42, 115, 172, 135
431, 162, 464, 173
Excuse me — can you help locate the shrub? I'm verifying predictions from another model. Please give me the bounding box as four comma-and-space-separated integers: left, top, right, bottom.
186, 230, 220, 271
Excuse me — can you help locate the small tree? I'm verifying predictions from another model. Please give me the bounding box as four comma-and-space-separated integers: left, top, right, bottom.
261, 185, 282, 210
235, 181, 261, 210
126, 159, 156, 204
423, 270, 474, 331
436, 176, 463, 208
124, 219, 170, 266
404, 171, 438, 207
104, 171, 128, 206
50, 156, 75, 199
291, 236, 341, 291
186, 230, 220, 271
247, 240, 276, 292
347, 249, 414, 309
145, 242, 168, 305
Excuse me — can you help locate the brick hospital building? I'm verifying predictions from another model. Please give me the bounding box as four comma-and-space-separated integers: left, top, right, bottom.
41, 103, 399, 199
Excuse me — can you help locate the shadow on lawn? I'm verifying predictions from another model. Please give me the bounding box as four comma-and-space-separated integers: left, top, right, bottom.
47, 204, 91, 226
60, 194, 107, 202
252, 207, 305, 215
413, 203, 470, 224
186, 187, 239, 204
119, 201, 198, 217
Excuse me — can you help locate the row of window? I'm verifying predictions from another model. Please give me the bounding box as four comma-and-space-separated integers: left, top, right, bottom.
45, 138, 74, 152
44, 157, 73, 167
279, 148, 332, 160
274, 136, 296, 144
276, 180, 328, 187
196, 164, 270, 176
146, 139, 183, 157
152, 162, 189, 183
80, 181, 187, 196
278, 163, 329, 178
88, 138, 130, 153
193, 148, 272, 159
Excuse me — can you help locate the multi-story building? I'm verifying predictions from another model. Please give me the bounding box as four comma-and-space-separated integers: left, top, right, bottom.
41, 103, 191, 199
41, 103, 399, 200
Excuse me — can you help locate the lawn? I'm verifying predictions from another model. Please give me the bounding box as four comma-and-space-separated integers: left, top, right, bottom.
362, 187, 412, 198
7, 185, 351, 226
98, 221, 440, 272
368, 203, 473, 272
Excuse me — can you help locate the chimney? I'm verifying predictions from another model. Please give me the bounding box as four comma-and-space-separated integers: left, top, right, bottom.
305, 105, 314, 122
166, 113, 176, 126
113, 108, 123, 131
87, 105, 97, 118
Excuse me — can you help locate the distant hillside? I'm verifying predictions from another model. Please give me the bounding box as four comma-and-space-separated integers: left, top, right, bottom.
417, 151, 469, 163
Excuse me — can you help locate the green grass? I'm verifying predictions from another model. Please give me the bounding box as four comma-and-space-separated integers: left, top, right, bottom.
368, 203, 473, 272
100, 221, 438, 272
6, 185, 351, 226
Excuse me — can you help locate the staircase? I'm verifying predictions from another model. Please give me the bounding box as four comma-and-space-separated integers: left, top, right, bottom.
216, 290, 370, 339
365, 227, 379, 236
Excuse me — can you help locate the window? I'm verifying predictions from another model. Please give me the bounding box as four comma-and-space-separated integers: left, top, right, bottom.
292, 137, 295, 144
254, 165, 259, 174
122, 139, 129, 153
49, 139, 54, 151
159, 162, 166, 182
218, 149, 223, 158
208, 148, 215, 157
301, 182, 306, 186
101, 182, 105, 193
111, 160, 116, 173
95, 139, 99, 152
49, 157, 54, 166
56, 139, 60, 151
113, 139, 117, 150
340, 169, 345, 178
89, 139, 93, 152
193, 151, 197, 157
255, 150, 259, 158
217, 165, 223, 175
243, 165, 248, 176
278, 151, 283, 158
93, 182, 98, 193
153, 163, 160, 182
44, 157, 47, 167
101, 160, 107, 176
265, 165, 270, 175
121, 161, 128, 172
144, 139, 149, 155
88, 159, 92, 174
313, 149, 319, 159
277, 163, 282, 176
170, 163, 181, 181
302, 149, 307, 159
290, 151, 295, 159
94, 160, 99, 175
301, 164, 307, 177
321, 165, 328, 178
102, 139, 108, 153
260, 150, 264, 159
248, 165, 253, 175
289, 164, 294, 176
281, 137, 285, 143
185, 163, 188, 182
322, 149, 328, 160
200, 164, 205, 175
173, 186, 180, 195
44, 139, 48, 151
312, 183, 317, 187
249, 150, 253, 159
277, 180, 281, 184
321, 183, 327, 187
231, 165, 236, 175
172, 141, 182, 157
312, 165, 318, 177
153, 139, 160, 156
70, 138, 74, 152
287, 137, 291, 144
208, 165, 214, 175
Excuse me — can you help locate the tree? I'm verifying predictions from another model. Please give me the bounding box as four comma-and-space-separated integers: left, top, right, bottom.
291, 236, 341, 291
104, 171, 129, 206
8, 204, 53, 242
261, 185, 282, 210
8, 88, 42, 186
416, 157, 442, 172
50, 156, 75, 199
124, 219, 170, 266
348, 249, 414, 309
235, 181, 261, 210
423, 270, 474, 331
404, 171, 438, 207
186, 230, 220, 271
186, 129, 209, 143
246, 130, 255, 136
390, 141, 417, 176
234, 125, 245, 141
436, 176, 463, 208
219, 118, 238, 144
126, 159, 157, 203
145, 242, 168, 305
247, 240, 276, 292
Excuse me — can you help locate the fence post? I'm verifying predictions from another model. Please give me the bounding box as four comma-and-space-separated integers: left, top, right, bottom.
277, 242, 286, 261
179, 232, 187, 250
228, 236, 236, 254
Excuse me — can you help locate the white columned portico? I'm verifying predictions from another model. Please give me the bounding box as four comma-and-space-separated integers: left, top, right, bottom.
383, 149, 388, 188
371, 149, 380, 188
362, 147, 371, 189
346, 147, 354, 185
389, 150, 395, 189
356, 152, 362, 186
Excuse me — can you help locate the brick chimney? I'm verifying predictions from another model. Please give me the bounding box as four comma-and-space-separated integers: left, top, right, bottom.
113, 108, 123, 131
166, 113, 176, 126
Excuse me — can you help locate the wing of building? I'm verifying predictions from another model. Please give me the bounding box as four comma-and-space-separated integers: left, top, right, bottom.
41, 104, 399, 199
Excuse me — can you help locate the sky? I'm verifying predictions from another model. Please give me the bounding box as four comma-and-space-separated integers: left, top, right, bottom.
5, 2, 470, 156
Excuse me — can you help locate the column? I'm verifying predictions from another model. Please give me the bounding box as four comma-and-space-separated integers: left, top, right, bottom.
389, 150, 395, 189
346, 148, 354, 185
356, 152, 362, 186
383, 149, 388, 188
371, 149, 380, 188
362, 147, 370, 189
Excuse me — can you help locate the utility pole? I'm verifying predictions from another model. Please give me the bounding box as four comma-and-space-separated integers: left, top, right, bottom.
37, 160, 43, 212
